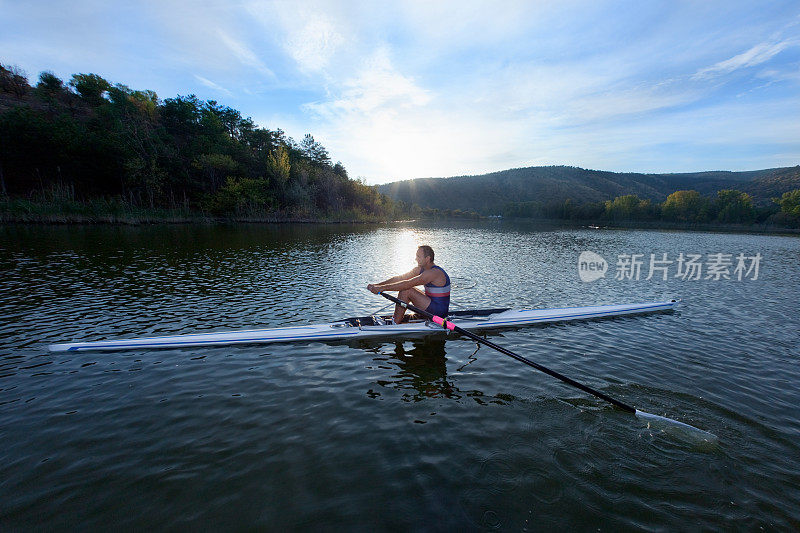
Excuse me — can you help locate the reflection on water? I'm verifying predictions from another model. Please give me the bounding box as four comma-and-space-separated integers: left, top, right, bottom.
367, 337, 456, 403
358, 334, 542, 412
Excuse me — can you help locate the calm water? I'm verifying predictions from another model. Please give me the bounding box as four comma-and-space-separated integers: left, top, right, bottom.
1, 222, 799, 530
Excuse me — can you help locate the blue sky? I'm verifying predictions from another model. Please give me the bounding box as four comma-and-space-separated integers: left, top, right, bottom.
2, 1, 799, 184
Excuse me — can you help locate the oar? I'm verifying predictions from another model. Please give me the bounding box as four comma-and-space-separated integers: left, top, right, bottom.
378, 291, 717, 441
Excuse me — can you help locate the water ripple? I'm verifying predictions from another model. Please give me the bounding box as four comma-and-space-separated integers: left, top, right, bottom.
0, 222, 798, 529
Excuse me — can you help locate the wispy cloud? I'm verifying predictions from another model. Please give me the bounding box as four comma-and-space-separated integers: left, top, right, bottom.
245, 1, 349, 74
285, 15, 345, 73
194, 75, 233, 97
216, 29, 274, 78
305, 48, 430, 117
693, 40, 795, 80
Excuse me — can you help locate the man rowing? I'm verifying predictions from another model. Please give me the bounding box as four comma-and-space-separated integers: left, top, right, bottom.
367, 245, 451, 324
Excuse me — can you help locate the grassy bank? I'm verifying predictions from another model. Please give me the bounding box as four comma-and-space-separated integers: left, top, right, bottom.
0, 195, 205, 224
0, 195, 406, 225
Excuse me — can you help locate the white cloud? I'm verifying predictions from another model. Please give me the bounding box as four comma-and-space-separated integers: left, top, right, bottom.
285, 15, 345, 72
305, 48, 430, 117
216, 30, 274, 78
244, 1, 350, 74
693, 40, 795, 80
194, 75, 233, 96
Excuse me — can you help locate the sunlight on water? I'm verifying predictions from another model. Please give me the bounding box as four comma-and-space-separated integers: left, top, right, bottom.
390, 229, 421, 274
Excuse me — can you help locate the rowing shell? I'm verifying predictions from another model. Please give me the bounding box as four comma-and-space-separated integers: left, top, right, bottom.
48, 300, 677, 352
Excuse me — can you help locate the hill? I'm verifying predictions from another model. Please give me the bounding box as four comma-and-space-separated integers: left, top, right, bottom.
378, 166, 800, 214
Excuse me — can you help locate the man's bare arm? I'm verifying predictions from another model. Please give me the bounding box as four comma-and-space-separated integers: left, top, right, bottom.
374, 266, 420, 286
368, 269, 435, 293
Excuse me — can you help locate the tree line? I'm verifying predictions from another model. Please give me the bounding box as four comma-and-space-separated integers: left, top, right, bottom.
501, 189, 800, 227
0, 63, 407, 220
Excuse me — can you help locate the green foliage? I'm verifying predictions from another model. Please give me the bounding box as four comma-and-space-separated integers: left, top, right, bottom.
776, 189, 800, 217
501, 199, 578, 219
715, 189, 755, 223
603, 195, 654, 221
0, 64, 30, 97
192, 153, 238, 192
267, 145, 291, 189
661, 190, 712, 222
69, 73, 111, 105
573, 201, 605, 219
206, 176, 276, 215
108, 84, 158, 116
35, 71, 65, 99
0, 65, 405, 221
300, 134, 331, 166
496, 187, 795, 228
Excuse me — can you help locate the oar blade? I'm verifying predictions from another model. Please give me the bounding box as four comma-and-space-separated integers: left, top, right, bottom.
635, 409, 718, 444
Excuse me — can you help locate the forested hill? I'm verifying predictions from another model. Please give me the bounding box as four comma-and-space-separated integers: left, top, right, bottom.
378, 165, 800, 214
0, 63, 398, 221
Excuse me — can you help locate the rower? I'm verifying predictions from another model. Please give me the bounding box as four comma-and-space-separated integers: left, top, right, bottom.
367, 245, 451, 324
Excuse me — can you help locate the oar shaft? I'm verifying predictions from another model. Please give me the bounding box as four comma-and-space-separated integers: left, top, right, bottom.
380, 291, 636, 413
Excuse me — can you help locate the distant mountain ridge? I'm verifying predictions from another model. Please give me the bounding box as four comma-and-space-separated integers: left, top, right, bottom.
377, 165, 800, 214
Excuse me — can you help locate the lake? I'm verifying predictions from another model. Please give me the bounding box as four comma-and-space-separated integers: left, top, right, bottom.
1, 221, 798, 530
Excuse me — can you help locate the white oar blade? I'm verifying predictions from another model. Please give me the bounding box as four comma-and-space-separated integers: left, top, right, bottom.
635, 409, 718, 444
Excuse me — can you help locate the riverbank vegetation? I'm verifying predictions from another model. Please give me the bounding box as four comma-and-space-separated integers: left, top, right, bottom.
0, 63, 481, 223
500, 188, 800, 228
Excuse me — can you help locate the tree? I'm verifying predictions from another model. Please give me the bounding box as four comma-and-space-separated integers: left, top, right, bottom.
776, 189, 800, 217
715, 189, 755, 223
108, 84, 159, 116
244, 128, 278, 157
206, 176, 275, 215
661, 190, 711, 222
604, 195, 652, 220
300, 134, 331, 166
191, 153, 237, 192
162, 95, 202, 134
333, 161, 348, 178
36, 71, 66, 98
0, 64, 30, 97
69, 73, 111, 105
267, 145, 290, 189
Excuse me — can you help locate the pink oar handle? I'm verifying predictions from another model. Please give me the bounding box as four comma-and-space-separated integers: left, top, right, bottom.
431, 315, 456, 331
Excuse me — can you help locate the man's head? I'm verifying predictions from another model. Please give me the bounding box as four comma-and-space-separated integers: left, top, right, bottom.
416, 245, 435, 268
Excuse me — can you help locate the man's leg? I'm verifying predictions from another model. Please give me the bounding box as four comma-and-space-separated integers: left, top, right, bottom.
393, 288, 431, 324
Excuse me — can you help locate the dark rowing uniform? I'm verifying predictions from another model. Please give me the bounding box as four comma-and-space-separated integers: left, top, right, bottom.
421, 265, 451, 317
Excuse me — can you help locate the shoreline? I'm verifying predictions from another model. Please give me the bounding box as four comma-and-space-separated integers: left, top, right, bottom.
3, 212, 799, 235
2, 198, 798, 234
497, 217, 800, 236
0, 203, 393, 226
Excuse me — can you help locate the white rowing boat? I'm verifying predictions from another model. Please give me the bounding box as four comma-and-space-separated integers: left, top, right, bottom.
48, 300, 678, 352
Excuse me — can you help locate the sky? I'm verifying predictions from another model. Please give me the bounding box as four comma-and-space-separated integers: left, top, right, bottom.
1, 1, 799, 184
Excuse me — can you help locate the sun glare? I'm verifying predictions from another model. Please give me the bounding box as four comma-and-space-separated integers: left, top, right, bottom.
391, 230, 419, 274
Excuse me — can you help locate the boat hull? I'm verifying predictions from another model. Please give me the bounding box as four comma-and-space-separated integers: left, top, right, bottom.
48, 301, 677, 352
